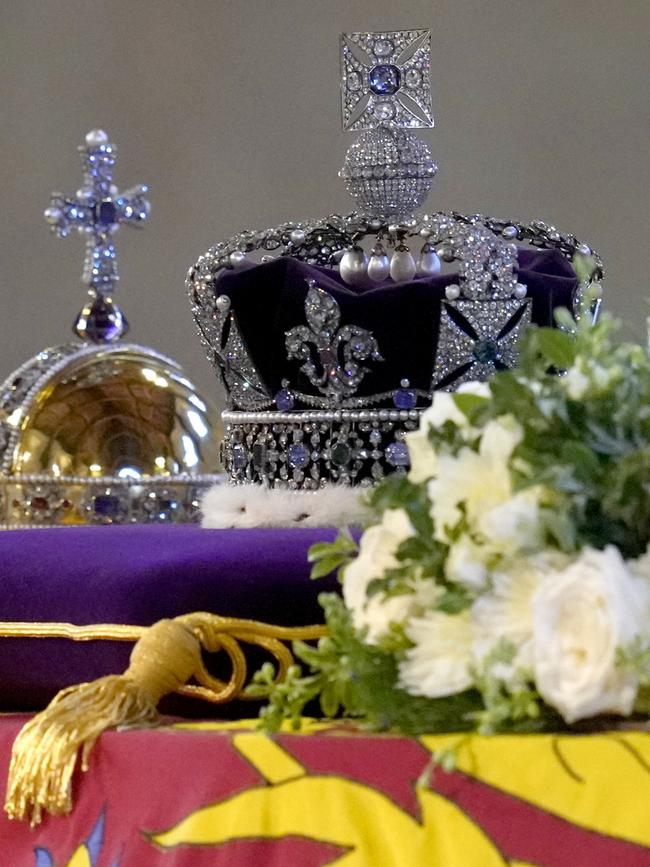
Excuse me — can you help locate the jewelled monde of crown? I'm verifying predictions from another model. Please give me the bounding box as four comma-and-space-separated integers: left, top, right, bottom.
0, 130, 222, 528
187, 30, 603, 491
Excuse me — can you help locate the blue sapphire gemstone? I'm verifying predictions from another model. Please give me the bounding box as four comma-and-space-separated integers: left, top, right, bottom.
386, 442, 410, 467
74, 296, 129, 342
231, 443, 247, 469
93, 494, 121, 518
472, 339, 500, 364
97, 199, 117, 226
274, 388, 295, 411
287, 443, 310, 469
393, 387, 417, 409
369, 64, 401, 96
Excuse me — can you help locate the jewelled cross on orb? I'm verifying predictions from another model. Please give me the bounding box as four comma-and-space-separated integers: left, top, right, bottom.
44, 129, 151, 342
340, 29, 433, 130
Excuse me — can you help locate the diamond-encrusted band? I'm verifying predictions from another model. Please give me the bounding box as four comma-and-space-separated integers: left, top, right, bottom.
222, 408, 421, 489
0, 474, 222, 529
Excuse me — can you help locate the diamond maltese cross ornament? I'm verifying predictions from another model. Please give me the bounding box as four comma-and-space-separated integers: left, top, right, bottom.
340, 29, 433, 130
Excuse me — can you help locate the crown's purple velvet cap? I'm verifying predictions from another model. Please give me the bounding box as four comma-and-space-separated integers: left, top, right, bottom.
213, 250, 577, 400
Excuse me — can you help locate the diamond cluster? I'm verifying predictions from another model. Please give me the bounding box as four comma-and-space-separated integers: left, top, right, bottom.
433, 299, 531, 390
340, 127, 437, 217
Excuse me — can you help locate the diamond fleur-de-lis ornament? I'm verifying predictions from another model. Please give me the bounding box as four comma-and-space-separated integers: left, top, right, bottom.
285, 280, 383, 405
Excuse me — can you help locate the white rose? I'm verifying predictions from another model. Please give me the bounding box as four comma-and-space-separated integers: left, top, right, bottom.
398, 610, 474, 698
428, 415, 523, 541
406, 382, 490, 484
343, 509, 438, 644
532, 546, 649, 723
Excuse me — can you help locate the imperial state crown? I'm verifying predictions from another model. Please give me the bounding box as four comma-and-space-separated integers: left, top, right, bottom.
0, 130, 221, 528
187, 29, 603, 491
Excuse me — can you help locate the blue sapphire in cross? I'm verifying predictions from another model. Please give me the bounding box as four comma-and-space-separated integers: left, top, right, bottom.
368, 64, 401, 96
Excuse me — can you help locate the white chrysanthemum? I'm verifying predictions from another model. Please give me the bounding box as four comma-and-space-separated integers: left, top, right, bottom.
399, 610, 474, 698
532, 546, 650, 723
406, 382, 490, 484
342, 508, 439, 644
428, 415, 523, 541
471, 552, 568, 671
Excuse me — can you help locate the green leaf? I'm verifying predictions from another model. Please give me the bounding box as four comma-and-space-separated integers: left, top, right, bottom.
535, 328, 577, 370
307, 529, 358, 580
436, 589, 473, 615
452, 392, 488, 421
559, 441, 601, 484
310, 553, 349, 580
540, 506, 577, 552
307, 542, 340, 562
553, 306, 577, 332
635, 687, 650, 714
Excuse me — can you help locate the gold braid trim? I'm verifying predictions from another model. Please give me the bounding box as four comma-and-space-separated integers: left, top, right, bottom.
0, 615, 327, 825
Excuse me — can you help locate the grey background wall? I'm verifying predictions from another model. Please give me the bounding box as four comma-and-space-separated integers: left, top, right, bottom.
1, 0, 648, 405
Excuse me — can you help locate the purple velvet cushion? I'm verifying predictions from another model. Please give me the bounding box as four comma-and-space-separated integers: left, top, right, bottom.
0, 525, 338, 713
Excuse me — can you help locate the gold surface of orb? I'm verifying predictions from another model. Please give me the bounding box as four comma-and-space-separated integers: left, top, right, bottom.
7, 346, 222, 479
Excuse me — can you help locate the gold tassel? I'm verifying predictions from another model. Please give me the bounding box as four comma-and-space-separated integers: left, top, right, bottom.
5, 618, 201, 825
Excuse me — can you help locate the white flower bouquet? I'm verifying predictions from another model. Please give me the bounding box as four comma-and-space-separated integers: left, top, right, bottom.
251, 291, 650, 734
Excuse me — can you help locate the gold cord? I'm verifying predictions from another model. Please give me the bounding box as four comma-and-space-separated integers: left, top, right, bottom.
1, 614, 328, 824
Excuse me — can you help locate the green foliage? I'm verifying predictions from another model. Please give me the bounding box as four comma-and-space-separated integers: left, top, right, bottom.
469, 641, 561, 734
535, 328, 577, 370
252, 593, 482, 735
492, 311, 650, 558
307, 527, 358, 580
